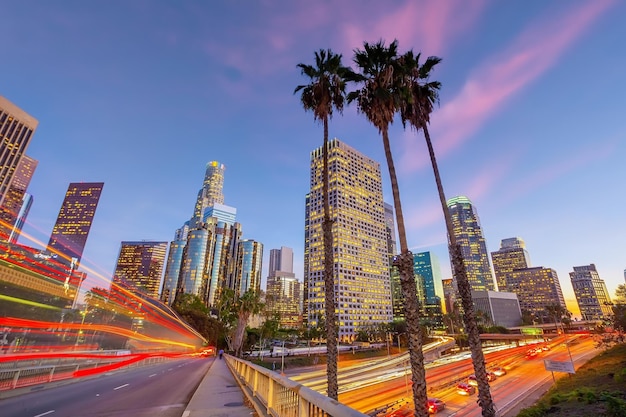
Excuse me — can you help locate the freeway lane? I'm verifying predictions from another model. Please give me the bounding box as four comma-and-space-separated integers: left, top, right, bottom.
1, 356, 213, 417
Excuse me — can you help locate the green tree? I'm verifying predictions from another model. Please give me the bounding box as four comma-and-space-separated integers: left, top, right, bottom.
295, 49, 354, 400
397, 48, 497, 416
348, 39, 429, 417
172, 293, 223, 345
232, 289, 264, 357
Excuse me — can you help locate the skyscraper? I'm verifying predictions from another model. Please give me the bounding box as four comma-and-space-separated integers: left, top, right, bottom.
47, 182, 104, 265
570, 264, 613, 321
304, 139, 392, 341
0, 154, 37, 241
113, 241, 168, 299
447, 196, 496, 292
491, 238, 565, 320
0, 96, 38, 207
235, 239, 263, 294
193, 161, 225, 224
266, 246, 301, 329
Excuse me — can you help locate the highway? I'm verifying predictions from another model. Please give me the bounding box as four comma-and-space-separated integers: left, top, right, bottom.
289, 335, 599, 416
1, 356, 212, 417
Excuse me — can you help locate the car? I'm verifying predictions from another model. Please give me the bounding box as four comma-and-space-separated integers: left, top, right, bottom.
491, 366, 507, 376
468, 373, 496, 386
456, 382, 476, 395
427, 398, 446, 414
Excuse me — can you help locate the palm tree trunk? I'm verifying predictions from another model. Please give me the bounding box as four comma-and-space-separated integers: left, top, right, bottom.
423, 125, 495, 416
381, 127, 429, 417
322, 117, 339, 399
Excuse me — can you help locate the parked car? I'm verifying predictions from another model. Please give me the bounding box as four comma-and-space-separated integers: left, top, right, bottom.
491, 366, 507, 376
427, 398, 446, 414
456, 382, 476, 395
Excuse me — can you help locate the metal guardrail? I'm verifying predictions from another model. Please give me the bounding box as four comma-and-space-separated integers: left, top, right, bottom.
226, 354, 369, 417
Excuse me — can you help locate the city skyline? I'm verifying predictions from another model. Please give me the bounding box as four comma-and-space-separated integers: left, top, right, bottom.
3, 1, 625, 316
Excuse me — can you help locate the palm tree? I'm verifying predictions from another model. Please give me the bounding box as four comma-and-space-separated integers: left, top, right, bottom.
398, 50, 496, 416
348, 39, 430, 417
232, 289, 264, 357
294, 49, 354, 400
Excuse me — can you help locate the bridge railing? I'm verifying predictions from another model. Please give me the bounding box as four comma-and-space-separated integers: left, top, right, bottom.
225, 354, 369, 417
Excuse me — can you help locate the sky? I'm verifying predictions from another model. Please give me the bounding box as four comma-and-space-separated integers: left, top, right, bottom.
3, 1, 625, 318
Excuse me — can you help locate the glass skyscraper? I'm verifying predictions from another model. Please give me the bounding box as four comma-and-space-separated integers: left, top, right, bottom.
193, 161, 225, 224
235, 239, 263, 294
304, 139, 392, 341
47, 182, 104, 265
447, 196, 495, 292
113, 241, 168, 299
0, 96, 38, 207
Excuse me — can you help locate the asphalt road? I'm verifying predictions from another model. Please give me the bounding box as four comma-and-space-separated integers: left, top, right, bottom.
0, 356, 213, 417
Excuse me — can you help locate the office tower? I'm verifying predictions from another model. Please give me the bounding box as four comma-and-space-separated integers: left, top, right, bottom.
269, 246, 294, 275
304, 139, 392, 341
447, 196, 496, 292
113, 241, 168, 299
392, 251, 444, 326
471, 291, 521, 327
193, 161, 225, 224
266, 246, 301, 329
0, 155, 37, 241
0, 96, 38, 207
47, 182, 104, 265
491, 238, 565, 320
235, 239, 263, 294
570, 264, 613, 321
202, 202, 236, 225
9, 193, 33, 243
266, 274, 302, 329
491, 237, 530, 291
161, 238, 185, 305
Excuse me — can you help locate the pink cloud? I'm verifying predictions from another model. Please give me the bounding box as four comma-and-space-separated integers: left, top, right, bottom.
341, 0, 486, 55
400, 0, 615, 173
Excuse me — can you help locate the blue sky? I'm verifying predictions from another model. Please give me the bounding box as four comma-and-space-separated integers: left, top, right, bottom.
3, 1, 625, 316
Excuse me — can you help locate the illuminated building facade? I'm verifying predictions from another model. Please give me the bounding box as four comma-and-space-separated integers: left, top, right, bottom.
491, 237, 530, 291
447, 196, 496, 292
414, 251, 443, 327
304, 139, 392, 341
160, 238, 185, 304
235, 239, 263, 294
491, 237, 565, 320
442, 278, 458, 314
570, 264, 613, 321
0, 96, 38, 207
193, 161, 225, 225
113, 241, 168, 299
0, 155, 37, 242
266, 246, 302, 329
47, 182, 104, 265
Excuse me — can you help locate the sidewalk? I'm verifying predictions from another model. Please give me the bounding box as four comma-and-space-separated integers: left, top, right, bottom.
182, 356, 258, 417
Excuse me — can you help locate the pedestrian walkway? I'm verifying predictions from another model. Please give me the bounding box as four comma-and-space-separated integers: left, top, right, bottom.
182, 355, 258, 417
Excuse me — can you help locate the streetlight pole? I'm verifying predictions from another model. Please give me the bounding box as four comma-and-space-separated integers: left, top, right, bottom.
281, 339, 285, 374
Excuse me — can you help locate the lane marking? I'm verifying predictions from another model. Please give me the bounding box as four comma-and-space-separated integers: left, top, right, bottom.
34, 411, 55, 417
182, 411, 190, 417
149, 373, 157, 378
113, 384, 129, 390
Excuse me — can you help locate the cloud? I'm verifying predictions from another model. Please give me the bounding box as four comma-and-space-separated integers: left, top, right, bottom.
400, 0, 615, 173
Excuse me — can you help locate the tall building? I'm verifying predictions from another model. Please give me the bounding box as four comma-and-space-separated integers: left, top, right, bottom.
383, 202, 397, 257
441, 278, 458, 315
491, 238, 565, 320
193, 161, 225, 225
235, 239, 263, 294
9, 193, 33, 243
47, 182, 104, 265
266, 246, 302, 329
304, 139, 392, 341
491, 237, 530, 291
160, 237, 186, 305
269, 246, 294, 275
471, 290, 522, 327
447, 196, 495, 292
0, 96, 38, 207
570, 264, 613, 321
113, 241, 168, 299
0, 155, 37, 241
